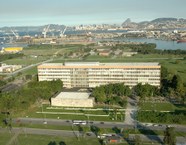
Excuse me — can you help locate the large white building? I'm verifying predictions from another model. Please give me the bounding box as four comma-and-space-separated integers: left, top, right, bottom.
37, 62, 161, 88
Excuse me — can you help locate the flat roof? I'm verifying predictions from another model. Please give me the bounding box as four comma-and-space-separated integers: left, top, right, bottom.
55, 92, 91, 99
38, 62, 160, 69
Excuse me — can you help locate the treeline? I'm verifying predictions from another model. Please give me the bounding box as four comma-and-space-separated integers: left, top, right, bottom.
113, 43, 186, 55
0, 79, 63, 113
92, 77, 185, 104
0, 53, 24, 62
92, 83, 161, 106
92, 83, 130, 107
134, 83, 160, 98
137, 111, 186, 124
0, 80, 6, 88
161, 66, 185, 102
26, 44, 84, 50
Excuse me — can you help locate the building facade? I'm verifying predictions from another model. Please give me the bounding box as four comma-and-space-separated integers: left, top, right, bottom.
37, 62, 161, 88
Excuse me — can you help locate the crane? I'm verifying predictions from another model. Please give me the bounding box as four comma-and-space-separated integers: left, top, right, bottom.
42, 24, 50, 38
60, 26, 67, 38
11, 29, 19, 39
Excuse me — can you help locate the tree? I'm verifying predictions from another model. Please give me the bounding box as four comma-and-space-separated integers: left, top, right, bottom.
92, 86, 107, 103
59, 141, 66, 145
163, 126, 176, 145
134, 135, 141, 145
90, 125, 100, 136
171, 75, 185, 98
0, 94, 16, 112
161, 66, 169, 80
0, 80, 6, 87
48, 141, 57, 145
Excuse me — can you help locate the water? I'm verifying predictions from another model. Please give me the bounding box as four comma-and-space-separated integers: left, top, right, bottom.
1, 30, 186, 50
112, 38, 186, 50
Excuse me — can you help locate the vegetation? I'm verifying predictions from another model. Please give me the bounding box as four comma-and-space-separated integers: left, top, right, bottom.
0, 79, 63, 126
0, 53, 24, 62
0, 133, 100, 145
0, 80, 6, 88
139, 102, 186, 112
163, 127, 176, 145
161, 67, 186, 103
113, 43, 186, 55
137, 111, 186, 124
25, 44, 90, 50
92, 83, 130, 107
134, 83, 159, 99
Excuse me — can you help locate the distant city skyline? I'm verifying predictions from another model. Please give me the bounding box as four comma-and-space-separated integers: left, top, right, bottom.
0, 0, 186, 27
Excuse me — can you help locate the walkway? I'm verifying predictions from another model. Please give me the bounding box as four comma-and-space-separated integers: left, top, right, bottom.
124, 97, 138, 126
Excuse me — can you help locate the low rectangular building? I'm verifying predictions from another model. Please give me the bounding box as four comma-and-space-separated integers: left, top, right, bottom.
51, 92, 94, 107
38, 62, 161, 88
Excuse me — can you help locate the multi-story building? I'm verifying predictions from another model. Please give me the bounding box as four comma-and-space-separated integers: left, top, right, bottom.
37, 62, 161, 88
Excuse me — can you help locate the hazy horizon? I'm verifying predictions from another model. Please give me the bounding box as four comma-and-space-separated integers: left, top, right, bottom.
1, 0, 186, 27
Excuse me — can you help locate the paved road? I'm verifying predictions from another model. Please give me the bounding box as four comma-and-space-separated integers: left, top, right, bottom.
14, 117, 186, 133
1, 127, 185, 144
124, 97, 137, 126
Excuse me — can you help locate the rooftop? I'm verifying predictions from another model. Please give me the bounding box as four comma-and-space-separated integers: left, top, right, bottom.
39, 62, 160, 67
55, 92, 91, 99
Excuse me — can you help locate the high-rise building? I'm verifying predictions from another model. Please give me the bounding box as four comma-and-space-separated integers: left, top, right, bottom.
37, 62, 161, 88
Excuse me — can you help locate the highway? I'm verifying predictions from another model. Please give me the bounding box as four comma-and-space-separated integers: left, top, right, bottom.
1, 127, 185, 144
14, 117, 186, 133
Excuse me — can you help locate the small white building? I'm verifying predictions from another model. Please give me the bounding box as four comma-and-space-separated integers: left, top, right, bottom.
51, 92, 94, 107
0, 63, 22, 73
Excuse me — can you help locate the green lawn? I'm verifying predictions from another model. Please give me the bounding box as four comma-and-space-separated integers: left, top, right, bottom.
22, 66, 38, 75
139, 102, 186, 112
54, 53, 186, 83
17, 134, 100, 145
28, 112, 124, 122
139, 102, 175, 111
0, 132, 13, 145
3, 57, 47, 65
12, 104, 124, 122
21, 104, 125, 122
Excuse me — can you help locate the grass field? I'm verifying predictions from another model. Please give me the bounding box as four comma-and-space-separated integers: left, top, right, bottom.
0, 132, 12, 145
3, 57, 47, 65
26, 105, 125, 122
3, 46, 186, 83
86, 54, 186, 82
139, 102, 186, 112
0, 133, 101, 145
0, 133, 133, 145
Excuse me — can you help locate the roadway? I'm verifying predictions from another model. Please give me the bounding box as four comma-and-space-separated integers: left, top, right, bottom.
0, 58, 54, 92
3, 58, 54, 80
14, 117, 186, 133
0, 127, 185, 144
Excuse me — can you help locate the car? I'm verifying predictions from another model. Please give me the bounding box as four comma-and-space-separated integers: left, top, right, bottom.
43, 121, 47, 124
100, 122, 104, 124
86, 133, 92, 136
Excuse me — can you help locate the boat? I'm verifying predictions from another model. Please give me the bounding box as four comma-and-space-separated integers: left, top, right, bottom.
177, 39, 186, 43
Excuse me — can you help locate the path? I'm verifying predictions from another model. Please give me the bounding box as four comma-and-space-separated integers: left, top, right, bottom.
124, 97, 138, 126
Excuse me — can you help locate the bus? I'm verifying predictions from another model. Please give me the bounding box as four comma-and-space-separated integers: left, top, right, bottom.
72, 120, 87, 125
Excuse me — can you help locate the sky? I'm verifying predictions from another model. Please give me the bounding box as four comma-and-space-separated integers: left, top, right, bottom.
0, 0, 186, 27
